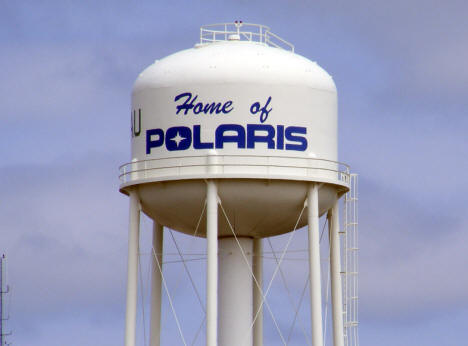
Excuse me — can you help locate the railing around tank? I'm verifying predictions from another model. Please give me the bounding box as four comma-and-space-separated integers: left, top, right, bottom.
200, 22, 294, 52
119, 155, 349, 186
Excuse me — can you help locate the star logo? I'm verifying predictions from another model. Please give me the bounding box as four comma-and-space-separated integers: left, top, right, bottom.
165, 126, 192, 151
171, 131, 185, 147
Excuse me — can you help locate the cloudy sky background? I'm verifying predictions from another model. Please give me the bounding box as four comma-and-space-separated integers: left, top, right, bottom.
1, 1, 467, 345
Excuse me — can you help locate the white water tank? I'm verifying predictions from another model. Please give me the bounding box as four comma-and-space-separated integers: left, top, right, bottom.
119, 23, 349, 238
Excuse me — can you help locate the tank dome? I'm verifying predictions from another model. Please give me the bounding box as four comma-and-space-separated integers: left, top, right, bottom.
134, 41, 336, 92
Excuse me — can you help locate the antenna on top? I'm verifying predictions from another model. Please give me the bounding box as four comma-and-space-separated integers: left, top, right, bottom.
234, 20, 243, 34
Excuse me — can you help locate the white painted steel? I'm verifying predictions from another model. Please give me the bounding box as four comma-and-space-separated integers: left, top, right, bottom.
329, 199, 344, 346
135, 180, 345, 240
125, 191, 140, 346
119, 155, 349, 187
132, 43, 335, 95
218, 237, 253, 346
307, 184, 324, 346
150, 222, 164, 346
252, 239, 263, 346
206, 181, 218, 346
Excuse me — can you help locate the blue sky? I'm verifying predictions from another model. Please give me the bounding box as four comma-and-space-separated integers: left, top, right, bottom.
1, 1, 467, 345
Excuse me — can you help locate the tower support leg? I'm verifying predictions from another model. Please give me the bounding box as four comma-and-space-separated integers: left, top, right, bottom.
206, 180, 218, 346
329, 198, 345, 346
125, 190, 140, 346
150, 221, 164, 346
307, 183, 324, 346
253, 238, 263, 346
218, 237, 253, 346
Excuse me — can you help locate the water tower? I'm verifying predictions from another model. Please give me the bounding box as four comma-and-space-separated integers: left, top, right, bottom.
119, 22, 357, 346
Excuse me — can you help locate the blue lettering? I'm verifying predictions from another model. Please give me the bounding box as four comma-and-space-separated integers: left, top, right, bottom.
276, 125, 285, 150
144, 124, 307, 154
174, 93, 196, 115
250, 96, 272, 123
146, 128, 164, 154
285, 126, 307, 151
175, 92, 233, 115
215, 124, 246, 149
203, 103, 222, 114
193, 102, 203, 114
165, 126, 192, 151
193, 125, 214, 149
247, 124, 275, 149
250, 102, 260, 114
221, 101, 233, 113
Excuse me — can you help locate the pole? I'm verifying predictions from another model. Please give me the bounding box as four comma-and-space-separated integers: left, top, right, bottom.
218, 237, 253, 346
253, 238, 263, 346
206, 180, 218, 346
329, 198, 344, 346
150, 222, 164, 346
125, 190, 140, 346
307, 183, 324, 346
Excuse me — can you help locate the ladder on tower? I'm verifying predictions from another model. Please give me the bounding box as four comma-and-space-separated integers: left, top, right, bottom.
1, 254, 12, 346
341, 174, 359, 346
